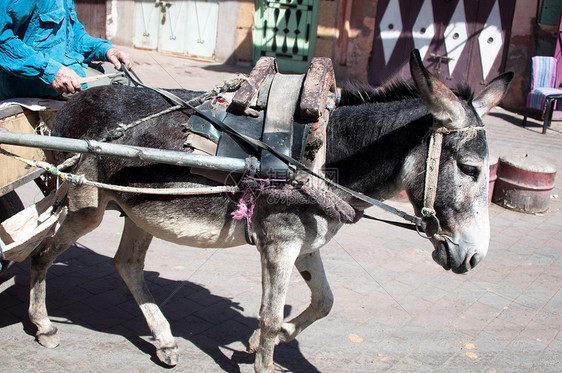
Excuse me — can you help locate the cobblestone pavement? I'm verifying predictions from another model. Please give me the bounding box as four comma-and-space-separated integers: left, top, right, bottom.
1, 47, 561, 372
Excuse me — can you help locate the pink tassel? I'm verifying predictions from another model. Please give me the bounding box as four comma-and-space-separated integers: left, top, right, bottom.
231, 192, 254, 221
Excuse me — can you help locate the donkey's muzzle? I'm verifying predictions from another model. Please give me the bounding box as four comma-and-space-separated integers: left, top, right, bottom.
432, 242, 482, 274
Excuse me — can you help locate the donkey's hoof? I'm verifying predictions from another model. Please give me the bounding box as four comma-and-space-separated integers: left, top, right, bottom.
36, 327, 60, 349
156, 346, 179, 366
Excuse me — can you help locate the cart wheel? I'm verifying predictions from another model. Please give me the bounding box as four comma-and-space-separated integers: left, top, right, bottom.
0, 191, 24, 275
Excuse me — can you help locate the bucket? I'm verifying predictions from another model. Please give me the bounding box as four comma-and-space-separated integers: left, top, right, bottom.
492, 154, 556, 213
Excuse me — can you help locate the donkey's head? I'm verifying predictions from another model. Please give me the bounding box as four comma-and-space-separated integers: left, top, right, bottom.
403, 50, 513, 274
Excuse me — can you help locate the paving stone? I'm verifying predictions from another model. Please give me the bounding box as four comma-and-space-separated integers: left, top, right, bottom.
483, 317, 524, 341
477, 290, 514, 309
497, 302, 539, 327
452, 301, 503, 336
409, 282, 449, 303
530, 339, 562, 372
391, 355, 444, 372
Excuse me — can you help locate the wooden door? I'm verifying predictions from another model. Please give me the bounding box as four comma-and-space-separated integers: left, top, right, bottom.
553, 6, 562, 88
369, 0, 515, 91
74, 0, 107, 39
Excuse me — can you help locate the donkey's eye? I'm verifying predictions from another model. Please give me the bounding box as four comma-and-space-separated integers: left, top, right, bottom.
458, 163, 480, 179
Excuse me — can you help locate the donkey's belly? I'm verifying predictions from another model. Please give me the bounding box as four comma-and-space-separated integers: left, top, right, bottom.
122, 205, 248, 248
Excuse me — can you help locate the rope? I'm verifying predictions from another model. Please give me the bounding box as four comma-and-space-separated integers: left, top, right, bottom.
0, 147, 239, 196
101, 74, 247, 143
104, 104, 183, 141
85, 181, 238, 195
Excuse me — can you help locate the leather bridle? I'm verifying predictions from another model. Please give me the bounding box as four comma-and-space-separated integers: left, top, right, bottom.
417, 125, 485, 242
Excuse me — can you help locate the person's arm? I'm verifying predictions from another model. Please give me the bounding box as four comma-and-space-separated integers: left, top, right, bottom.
71, 13, 112, 63
0, 3, 62, 85
0, 3, 81, 95
69, 6, 131, 71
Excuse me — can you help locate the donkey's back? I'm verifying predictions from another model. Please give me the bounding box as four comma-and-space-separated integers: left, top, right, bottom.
52, 85, 250, 248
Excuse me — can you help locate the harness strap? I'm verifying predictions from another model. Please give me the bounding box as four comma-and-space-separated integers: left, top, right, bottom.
422, 126, 485, 218
260, 73, 305, 178
121, 65, 423, 227
422, 130, 443, 217
362, 213, 419, 231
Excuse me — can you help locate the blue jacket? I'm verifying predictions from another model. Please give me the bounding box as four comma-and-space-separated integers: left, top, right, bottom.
0, 0, 113, 99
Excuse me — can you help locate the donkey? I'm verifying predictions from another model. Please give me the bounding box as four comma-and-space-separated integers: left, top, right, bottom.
28, 51, 513, 372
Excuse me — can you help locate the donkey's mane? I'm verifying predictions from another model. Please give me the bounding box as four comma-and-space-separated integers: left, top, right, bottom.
338, 79, 474, 107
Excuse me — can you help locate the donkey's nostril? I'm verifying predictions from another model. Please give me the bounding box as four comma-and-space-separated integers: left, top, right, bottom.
454, 251, 481, 274
469, 252, 480, 269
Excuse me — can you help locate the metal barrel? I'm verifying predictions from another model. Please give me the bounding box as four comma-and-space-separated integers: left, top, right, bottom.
0, 130, 253, 173
492, 154, 557, 213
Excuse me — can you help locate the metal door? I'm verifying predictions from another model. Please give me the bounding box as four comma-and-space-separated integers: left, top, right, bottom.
185, 0, 218, 58
134, 0, 161, 50
134, 0, 218, 58
159, 1, 189, 54
253, 0, 320, 73
369, 0, 515, 90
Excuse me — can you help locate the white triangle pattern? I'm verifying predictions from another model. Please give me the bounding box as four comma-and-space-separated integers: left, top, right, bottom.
380, 0, 403, 65
378, 0, 504, 82
478, 1, 503, 81
412, 0, 435, 62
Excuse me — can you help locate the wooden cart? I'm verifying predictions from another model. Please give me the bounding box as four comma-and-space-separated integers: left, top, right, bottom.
0, 104, 61, 269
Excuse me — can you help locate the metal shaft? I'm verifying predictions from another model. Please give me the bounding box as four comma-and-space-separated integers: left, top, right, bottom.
0, 130, 253, 173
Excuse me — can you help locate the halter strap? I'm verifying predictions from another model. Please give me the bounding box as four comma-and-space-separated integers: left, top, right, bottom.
421, 126, 485, 237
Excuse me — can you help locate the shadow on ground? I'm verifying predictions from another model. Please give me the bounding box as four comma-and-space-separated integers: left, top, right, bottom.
488, 110, 562, 135
201, 63, 252, 75
488, 110, 529, 127
0, 244, 319, 373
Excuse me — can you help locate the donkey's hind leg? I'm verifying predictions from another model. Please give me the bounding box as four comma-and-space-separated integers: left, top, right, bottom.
29, 206, 105, 348
280, 251, 334, 342
248, 250, 333, 352
113, 217, 178, 366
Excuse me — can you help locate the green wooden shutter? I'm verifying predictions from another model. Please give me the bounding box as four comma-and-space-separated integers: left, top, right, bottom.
253, 0, 320, 73
539, 0, 562, 25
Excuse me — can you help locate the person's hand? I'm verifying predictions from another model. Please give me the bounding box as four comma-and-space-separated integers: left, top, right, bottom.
106, 48, 132, 71
51, 65, 82, 95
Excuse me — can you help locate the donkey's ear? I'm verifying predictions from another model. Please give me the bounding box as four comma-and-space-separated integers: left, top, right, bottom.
409, 49, 466, 129
472, 72, 514, 117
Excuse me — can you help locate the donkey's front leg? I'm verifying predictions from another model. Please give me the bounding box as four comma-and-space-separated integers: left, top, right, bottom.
114, 218, 178, 366
252, 243, 300, 373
